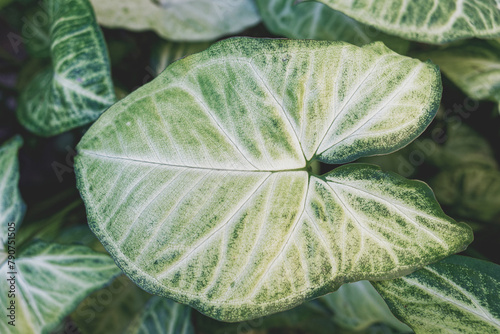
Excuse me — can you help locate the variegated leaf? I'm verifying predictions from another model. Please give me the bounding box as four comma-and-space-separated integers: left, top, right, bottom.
75, 38, 471, 321
0, 136, 25, 247
16, 0, 115, 137
312, 0, 500, 44
373, 255, 500, 333
89, 0, 260, 41
257, 0, 409, 53
418, 39, 500, 103
151, 41, 212, 77
0, 241, 120, 334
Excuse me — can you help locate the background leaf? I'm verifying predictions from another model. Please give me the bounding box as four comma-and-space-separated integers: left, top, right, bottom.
257, 0, 409, 54
313, 0, 500, 44
89, 0, 261, 41
0, 240, 120, 334
320, 281, 411, 332
125, 297, 193, 334
372, 255, 500, 333
76, 38, 471, 322
0, 135, 25, 246
431, 164, 500, 223
417, 39, 500, 104
16, 0, 115, 137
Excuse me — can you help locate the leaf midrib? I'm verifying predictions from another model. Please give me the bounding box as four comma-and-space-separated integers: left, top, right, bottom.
79, 150, 309, 173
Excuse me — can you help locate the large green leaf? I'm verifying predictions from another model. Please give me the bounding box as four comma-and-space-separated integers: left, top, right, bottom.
417, 39, 500, 103
0, 136, 25, 247
312, 0, 500, 44
16, 0, 115, 137
0, 240, 120, 334
373, 256, 500, 333
89, 0, 260, 41
431, 164, 500, 223
320, 281, 410, 332
125, 297, 193, 334
257, 0, 409, 53
75, 38, 472, 321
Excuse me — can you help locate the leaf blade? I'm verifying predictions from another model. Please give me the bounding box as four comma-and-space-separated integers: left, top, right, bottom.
313, 0, 500, 44
76, 38, 470, 321
372, 256, 500, 333
16, 0, 115, 137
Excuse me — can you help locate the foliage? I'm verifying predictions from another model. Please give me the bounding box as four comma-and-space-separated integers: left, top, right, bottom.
1, 0, 500, 333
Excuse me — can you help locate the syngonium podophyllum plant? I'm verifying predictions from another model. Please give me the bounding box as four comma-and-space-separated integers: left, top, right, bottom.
74, 37, 474, 321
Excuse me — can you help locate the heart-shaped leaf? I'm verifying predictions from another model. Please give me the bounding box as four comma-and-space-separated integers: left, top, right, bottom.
257, 0, 409, 54
16, 0, 115, 137
0, 241, 120, 334
89, 0, 260, 41
312, 0, 500, 44
75, 38, 472, 321
0, 136, 25, 246
372, 255, 500, 333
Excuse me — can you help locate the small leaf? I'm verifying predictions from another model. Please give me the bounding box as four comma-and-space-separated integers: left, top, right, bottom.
0, 240, 120, 334
320, 280, 410, 332
16, 0, 115, 137
75, 38, 471, 321
313, 0, 500, 44
431, 164, 500, 223
0, 136, 25, 246
418, 39, 500, 103
257, 0, 409, 53
372, 255, 500, 333
125, 297, 193, 334
89, 0, 260, 41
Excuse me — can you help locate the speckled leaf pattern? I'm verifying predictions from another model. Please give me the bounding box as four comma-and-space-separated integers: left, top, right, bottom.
418, 39, 500, 103
89, 0, 260, 41
256, 0, 409, 53
373, 256, 500, 333
312, 0, 500, 44
16, 0, 115, 137
320, 280, 410, 331
151, 41, 212, 77
0, 136, 25, 246
75, 38, 472, 321
0, 241, 120, 334
126, 297, 193, 334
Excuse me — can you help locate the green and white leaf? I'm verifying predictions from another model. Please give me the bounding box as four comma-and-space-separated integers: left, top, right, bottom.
0, 136, 25, 246
16, 0, 115, 137
72, 275, 151, 334
431, 164, 500, 223
151, 41, 212, 77
125, 297, 193, 334
0, 240, 120, 334
257, 0, 409, 54
373, 255, 500, 333
75, 38, 471, 321
311, 0, 500, 44
320, 281, 411, 332
417, 39, 500, 103
89, 0, 260, 41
